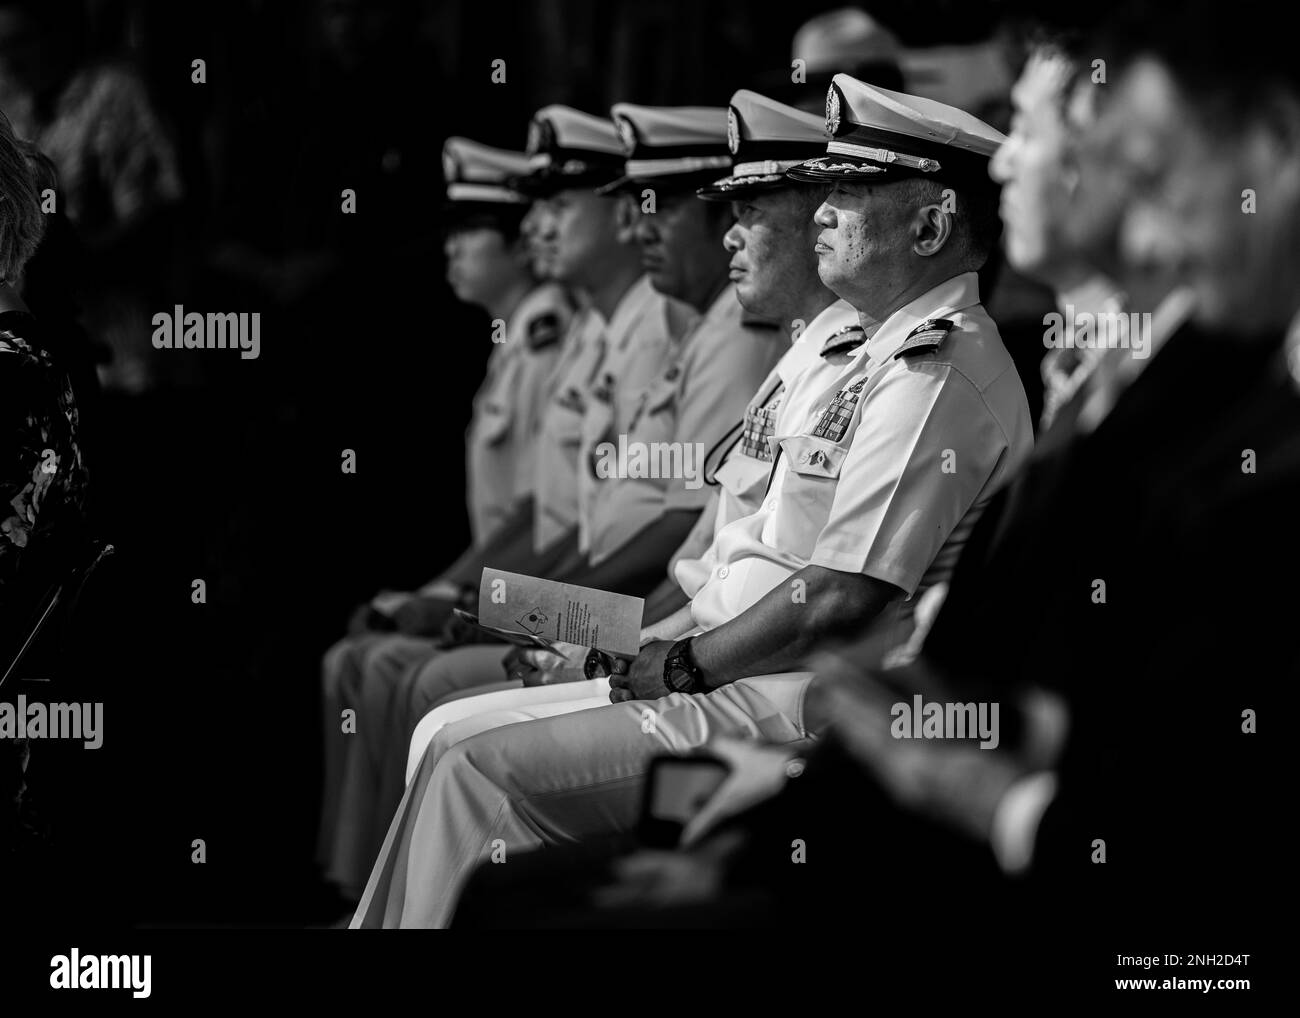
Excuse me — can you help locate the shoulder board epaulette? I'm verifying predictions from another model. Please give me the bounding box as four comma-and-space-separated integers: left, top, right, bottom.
527, 312, 563, 351
893, 318, 955, 359
820, 324, 867, 358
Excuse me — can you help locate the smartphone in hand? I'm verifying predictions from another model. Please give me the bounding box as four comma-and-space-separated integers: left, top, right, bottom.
637, 753, 732, 848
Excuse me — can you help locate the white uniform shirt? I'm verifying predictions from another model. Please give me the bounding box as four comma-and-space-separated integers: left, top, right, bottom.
575, 275, 685, 554
584, 284, 785, 565
674, 299, 859, 595
465, 282, 571, 544
688, 272, 1033, 632
531, 306, 607, 552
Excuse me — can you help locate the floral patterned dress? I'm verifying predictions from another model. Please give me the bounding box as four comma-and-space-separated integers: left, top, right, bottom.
1, 310, 89, 600
1, 309, 89, 855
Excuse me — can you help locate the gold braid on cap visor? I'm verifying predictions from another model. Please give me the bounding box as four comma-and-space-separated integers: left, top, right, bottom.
623, 155, 733, 177
825, 139, 941, 172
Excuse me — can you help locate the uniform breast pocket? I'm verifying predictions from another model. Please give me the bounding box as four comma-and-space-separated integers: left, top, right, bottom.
714, 453, 772, 518
629, 374, 680, 436
477, 403, 514, 446
644, 374, 679, 416
774, 434, 850, 558
547, 393, 585, 448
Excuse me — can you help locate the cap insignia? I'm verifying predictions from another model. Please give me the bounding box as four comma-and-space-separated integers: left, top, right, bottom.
825, 86, 841, 136
615, 116, 637, 156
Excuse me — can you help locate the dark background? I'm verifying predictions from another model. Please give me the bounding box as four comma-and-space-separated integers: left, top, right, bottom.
5, 0, 1018, 925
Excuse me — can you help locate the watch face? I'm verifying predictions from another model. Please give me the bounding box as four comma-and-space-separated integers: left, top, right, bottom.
664, 640, 699, 694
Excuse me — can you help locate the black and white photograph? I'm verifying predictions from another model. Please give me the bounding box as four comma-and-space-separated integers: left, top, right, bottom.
0, 0, 1286, 1003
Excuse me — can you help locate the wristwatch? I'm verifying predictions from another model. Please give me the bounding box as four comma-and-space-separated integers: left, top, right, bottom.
663, 637, 707, 695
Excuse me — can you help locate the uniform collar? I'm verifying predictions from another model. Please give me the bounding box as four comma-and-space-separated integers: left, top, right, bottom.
700, 282, 742, 326
675, 283, 745, 351
604, 274, 658, 345
794, 299, 860, 381
861, 270, 981, 366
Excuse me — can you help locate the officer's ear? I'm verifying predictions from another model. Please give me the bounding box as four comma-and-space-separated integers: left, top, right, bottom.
613, 192, 639, 243
912, 201, 953, 258
1058, 78, 1096, 200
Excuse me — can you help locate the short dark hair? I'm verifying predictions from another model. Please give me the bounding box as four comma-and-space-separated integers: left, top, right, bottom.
443, 204, 528, 243
890, 175, 1001, 269
955, 176, 1003, 268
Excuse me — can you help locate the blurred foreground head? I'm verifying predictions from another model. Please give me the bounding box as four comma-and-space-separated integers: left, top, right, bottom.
1087, 1, 1300, 335
990, 38, 1092, 290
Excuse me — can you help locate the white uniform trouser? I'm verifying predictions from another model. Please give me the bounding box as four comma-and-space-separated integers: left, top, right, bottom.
405, 677, 615, 784
319, 632, 440, 895
351, 672, 816, 929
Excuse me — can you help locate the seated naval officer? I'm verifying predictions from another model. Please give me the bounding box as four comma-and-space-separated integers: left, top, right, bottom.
316, 135, 572, 898
636, 89, 863, 629
350, 78, 1032, 928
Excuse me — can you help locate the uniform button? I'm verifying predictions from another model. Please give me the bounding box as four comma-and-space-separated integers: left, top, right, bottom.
717, 566, 729, 579
767, 499, 778, 511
